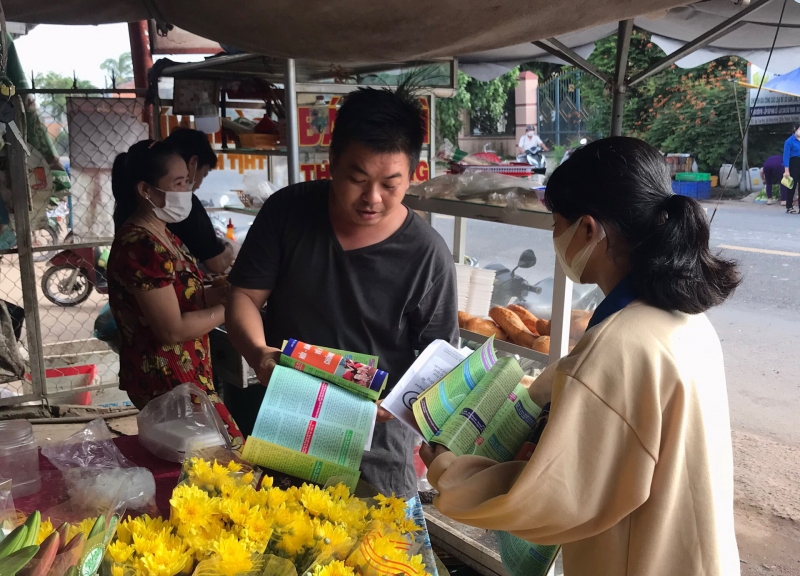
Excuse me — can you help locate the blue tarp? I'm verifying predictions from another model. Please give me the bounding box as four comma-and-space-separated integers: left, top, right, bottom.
764, 67, 800, 96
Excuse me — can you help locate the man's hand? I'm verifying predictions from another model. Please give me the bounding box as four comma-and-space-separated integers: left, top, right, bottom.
375, 399, 395, 423
419, 442, 450, 469
255, 348, 282, 386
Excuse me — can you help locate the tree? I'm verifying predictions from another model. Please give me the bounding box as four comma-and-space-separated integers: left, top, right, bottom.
436, 69, 519, 146
100, 52, 133, 84
33, 72, 96, 122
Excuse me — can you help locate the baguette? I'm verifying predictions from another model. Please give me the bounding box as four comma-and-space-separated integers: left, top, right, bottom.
507, 304, 540, 335
536, 319, 551, 336
489, 307, 537, 347
458, 311, 475, 328
464, 318, 507, 341
532, 335, 551, 354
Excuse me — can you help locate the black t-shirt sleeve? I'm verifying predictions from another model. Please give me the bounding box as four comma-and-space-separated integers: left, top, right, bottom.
167, 195, 224, 263
228, 192, 284, 290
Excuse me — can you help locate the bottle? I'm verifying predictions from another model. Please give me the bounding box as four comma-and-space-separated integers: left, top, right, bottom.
226, 218, 236, 241
692, 159, 699, 173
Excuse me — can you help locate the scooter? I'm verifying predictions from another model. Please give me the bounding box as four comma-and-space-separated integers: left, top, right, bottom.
485, 249, 604, 320
516, 145, 547, 174
41, 245, 109, 306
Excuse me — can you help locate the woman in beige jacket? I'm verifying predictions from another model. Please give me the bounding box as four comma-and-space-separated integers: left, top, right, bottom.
421, 137, 742, 576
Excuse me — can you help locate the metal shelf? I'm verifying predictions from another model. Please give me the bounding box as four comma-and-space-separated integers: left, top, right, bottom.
206, 206, 260, 216
459, 328, 548, 365
218, 148, 287, 157
403, 194, 553, 230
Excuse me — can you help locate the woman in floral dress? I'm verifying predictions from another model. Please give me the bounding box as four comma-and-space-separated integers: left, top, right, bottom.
108, 139, 243, 449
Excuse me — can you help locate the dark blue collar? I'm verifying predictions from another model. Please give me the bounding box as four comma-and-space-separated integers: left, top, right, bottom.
587, 276, 638, 330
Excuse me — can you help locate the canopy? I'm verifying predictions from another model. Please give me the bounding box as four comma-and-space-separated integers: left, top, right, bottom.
460, 0, 800, 79
763, 65, 800, 96
4, 0, 689, 63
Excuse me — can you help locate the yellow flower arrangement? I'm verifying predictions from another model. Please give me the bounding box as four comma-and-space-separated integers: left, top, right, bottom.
103, 457, 431, 576
36, 519, 54, 545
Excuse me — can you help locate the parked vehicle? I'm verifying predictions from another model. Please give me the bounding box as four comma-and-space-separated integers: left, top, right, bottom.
41, 246, 109, 306
515, 145, 547, 174
484, 249, 604, 320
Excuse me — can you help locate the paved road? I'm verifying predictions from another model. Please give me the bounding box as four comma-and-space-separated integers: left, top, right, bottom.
431, 200, 800, 447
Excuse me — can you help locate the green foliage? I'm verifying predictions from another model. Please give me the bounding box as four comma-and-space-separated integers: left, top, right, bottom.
552, 144, 568, 164
33, 71, 96, 122
580, 30, 748, 172
436, 69, 519, 145
100, 52, 133, 83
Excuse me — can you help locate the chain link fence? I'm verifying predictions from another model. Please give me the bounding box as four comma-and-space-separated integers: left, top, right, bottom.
0, 88, 147, 409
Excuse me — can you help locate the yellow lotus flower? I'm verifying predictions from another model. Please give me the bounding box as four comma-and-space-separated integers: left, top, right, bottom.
36, 519, 54, 545
312, 560, 356, 576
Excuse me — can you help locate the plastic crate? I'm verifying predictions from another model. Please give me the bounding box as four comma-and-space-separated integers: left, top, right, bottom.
675, 172, 711, 182
697, 180, 711, 200
671, 180, 699, 198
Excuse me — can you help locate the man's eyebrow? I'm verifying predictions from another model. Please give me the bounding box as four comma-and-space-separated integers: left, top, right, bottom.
348, 165, 403, 180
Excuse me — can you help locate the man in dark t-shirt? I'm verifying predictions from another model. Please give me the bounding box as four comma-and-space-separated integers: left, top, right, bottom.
226, 89, 458, 501
166, 128, 234, 273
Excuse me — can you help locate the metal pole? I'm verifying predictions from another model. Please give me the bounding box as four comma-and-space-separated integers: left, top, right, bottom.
284, 58, 300, 185
549, 255, 573, 365
9, 99, 48, 403
610, 20, 633, 137
554, 77, 561, 146
453, 217, 467, 265
429, 94, 436, 179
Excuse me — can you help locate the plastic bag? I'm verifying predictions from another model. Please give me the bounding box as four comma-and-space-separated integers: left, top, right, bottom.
41, 419, 157, 516
137, 383, 231, 463
0, 477, 15, 537
242, 173, 280, 206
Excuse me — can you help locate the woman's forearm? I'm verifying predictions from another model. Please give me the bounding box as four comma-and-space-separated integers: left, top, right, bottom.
158, 305, 223, 344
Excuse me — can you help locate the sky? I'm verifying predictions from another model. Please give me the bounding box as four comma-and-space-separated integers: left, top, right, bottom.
15, 24, 201, 87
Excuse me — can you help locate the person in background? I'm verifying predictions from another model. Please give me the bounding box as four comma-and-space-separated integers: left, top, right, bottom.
165, 128, 235, 273
761, 155, 789, 206
421, 138, 741, 576
226, 88, 458, 576
108, 139, 243, 448
784, 122, 800, 214
517, 124, 548, 155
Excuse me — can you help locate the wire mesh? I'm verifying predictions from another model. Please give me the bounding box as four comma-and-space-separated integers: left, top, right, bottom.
0, 89, 146, 408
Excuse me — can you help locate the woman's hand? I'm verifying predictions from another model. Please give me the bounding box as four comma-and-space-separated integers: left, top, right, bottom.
419, 443, 451, 469
205, 286, 228, 308
786, 167, 791, 177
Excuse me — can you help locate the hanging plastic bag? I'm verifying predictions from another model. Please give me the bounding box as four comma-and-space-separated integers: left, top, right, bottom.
41, 419, 157, 515
137, 383, 231, 463
0, 477, 15, 537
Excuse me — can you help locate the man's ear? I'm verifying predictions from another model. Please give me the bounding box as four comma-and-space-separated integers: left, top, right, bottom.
188, 156, 199, 179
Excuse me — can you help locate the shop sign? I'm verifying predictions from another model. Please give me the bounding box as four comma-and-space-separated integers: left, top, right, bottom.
300, 160, 430, 183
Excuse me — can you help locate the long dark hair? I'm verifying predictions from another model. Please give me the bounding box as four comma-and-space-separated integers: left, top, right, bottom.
111, 140, 179, 229
545, 137, 740, 314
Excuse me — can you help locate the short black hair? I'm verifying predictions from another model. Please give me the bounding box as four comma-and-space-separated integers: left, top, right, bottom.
545, 137, 740, 314
330, 88, 424, 175
793, 122, 800, 132
165, 128, 218, 169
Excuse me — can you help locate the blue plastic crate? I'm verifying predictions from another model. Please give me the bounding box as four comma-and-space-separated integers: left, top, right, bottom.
672, 180, 699, 198
696, 181, 711, 200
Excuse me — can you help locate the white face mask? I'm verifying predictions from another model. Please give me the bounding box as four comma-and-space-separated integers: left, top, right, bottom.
148, 188, 193, 223
527, 131, 535, 138
552, 217, 606, 284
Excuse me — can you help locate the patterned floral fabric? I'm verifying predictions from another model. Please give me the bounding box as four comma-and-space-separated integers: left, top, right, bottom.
108, 223, 243, 448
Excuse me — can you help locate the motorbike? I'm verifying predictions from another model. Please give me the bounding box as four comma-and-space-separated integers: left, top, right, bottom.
515, 145, 547, 175
483, 249, 604, 320
41, 245, 109, 306
559, 137, 589, 167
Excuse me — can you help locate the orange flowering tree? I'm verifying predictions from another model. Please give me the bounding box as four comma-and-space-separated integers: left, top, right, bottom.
580, 31, 747, 171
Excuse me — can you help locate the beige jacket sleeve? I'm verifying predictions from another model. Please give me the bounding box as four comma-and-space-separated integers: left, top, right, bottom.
427, 373, 657, 545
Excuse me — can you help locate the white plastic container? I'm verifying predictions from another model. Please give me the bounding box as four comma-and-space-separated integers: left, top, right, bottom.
0, 421, 41, 497
139, 419, 227, 463
747, 167, 764, 192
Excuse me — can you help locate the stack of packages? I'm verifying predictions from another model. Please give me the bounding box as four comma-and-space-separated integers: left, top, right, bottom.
382, 338, 558, 576
242, 340, 388, 491
454, 264, 496, 319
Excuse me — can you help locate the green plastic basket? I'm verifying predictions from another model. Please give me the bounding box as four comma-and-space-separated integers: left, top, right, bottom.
675, 172, 711, 182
